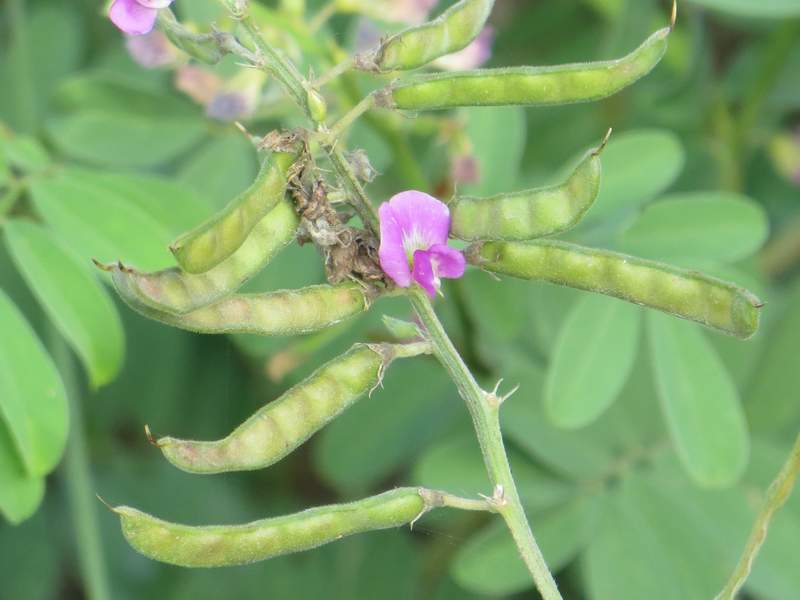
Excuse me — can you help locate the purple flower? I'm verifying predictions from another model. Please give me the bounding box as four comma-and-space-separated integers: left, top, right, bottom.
379, 191, 466, 298
109, 0, 174, 36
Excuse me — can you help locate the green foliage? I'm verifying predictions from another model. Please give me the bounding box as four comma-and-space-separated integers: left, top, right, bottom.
1, 0, 799, 598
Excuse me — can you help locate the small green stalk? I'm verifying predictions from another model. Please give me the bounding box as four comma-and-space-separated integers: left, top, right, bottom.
50, 330, 111, 600
716, 434, 800, 600
408, 289, 563, 600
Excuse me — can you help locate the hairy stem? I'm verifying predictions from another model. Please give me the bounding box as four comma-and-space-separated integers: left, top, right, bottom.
716, 434, 800, 600
50, 330, 111, 600
408, 289, 563, 600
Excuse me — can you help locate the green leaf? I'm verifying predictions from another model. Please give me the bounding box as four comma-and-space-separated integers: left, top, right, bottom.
29, 169, 175, 270
460, 106, 526, 195
0, 289, 68, 476
545, 295, 641, 429
65, 168, 213, 236
616, 192, 769, 264
581, 129, 685, 226
4, 220, 124, 388
687, 0, 800, 17
0, 148, 9, 189
647, 312, 749, 487
452, 499, 593, 596
177, 133, 258, 208
53, 74, 197, 117
47, 112, 206, 169
502, 351, 665, 482
584, 461, 750, 600
745, 285, 800, 435
1, 135, 51, 173
0, 421, 44, 524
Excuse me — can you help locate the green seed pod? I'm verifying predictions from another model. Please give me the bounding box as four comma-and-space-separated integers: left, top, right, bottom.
362, 0, 495, 73
103, 200, 298, 315
155, 343, 398, 474
380, 25, 669, 110
468, 240, 762, 339
109, 279, 370, 337
170, 150, 298, 274
450, 132, 608, 241
113, 487, 425, 567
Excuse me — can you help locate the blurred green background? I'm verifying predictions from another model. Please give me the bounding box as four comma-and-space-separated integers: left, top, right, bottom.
1, 0, 799, 598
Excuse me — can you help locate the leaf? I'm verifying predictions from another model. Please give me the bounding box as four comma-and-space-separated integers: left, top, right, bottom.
177, 133, 259, 208
647, 312, 749, 487
0, 289, 68, 476
0, 421, 44, 524
1, 135, 51, 174
502, 351, 665, 482
745, 285, 800, 435
581, 129, 685, 226
452, 499, 593, 596
312, 358, 459, 495
4, 219, 125, 388
29, 169, 175, 271
47, 111, 207, 169
616, 192, 769, 264
584, 461, 751, 600
687, 0, 800, 17
460, 106, 526, 195
545, 295, 641, 429
66, 168, 213, 236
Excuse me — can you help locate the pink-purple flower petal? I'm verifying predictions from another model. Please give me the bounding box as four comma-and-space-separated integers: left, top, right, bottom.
384, 191, 450, 252
379, 202, 413, 287
412, 250, 438, 298
378, 190, 466, 296
428, 244, 466, 279
109, 0, 159, 35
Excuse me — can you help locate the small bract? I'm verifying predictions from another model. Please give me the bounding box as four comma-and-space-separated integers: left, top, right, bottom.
378, 191, 466, 298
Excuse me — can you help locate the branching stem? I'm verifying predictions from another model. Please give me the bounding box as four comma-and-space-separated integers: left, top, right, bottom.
409, 288, 563, 600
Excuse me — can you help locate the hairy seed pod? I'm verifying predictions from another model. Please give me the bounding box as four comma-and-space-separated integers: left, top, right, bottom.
170, 150, 298, 274
380, 25, 669, 110
155, 343, 400, 474
110, 280, 371, 337
450, 133, 608, 241
103, 200, 298, 314
113, 487, 426, 567
468, 240, 762, 339
362, 0, 495, 73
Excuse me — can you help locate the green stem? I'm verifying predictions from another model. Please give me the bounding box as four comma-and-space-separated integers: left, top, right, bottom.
408, 289, 563, 600
339, 73, 429, 191
716, 434, 800, 600
6, 0, 37, 133
239, 16, 309, 115
327, 93, 376, 140
327, 146, 380, 233
308, 0, 337, 33
50, 331, 111, 600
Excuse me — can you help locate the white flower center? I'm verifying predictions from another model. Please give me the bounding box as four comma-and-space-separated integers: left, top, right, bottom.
402, 226, 429, 264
